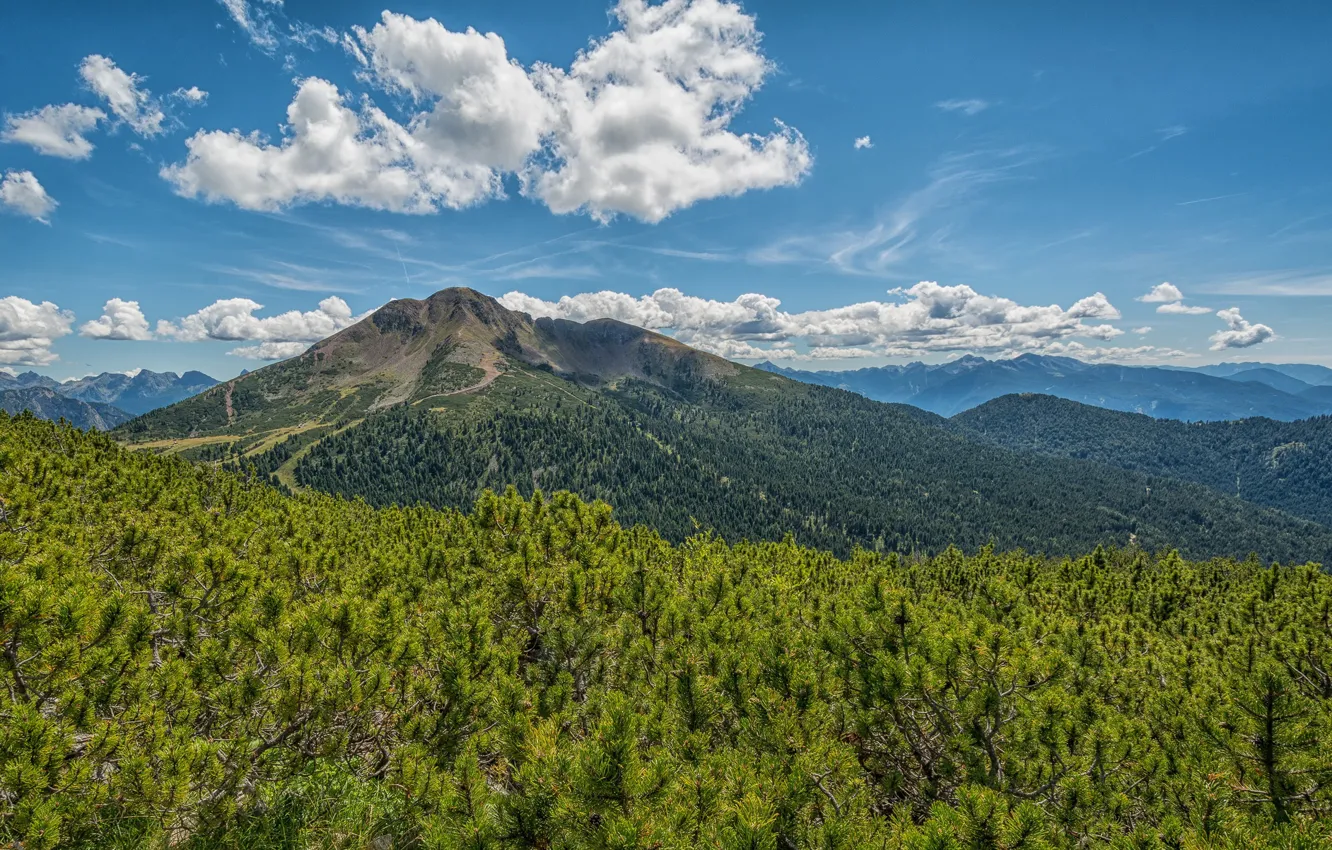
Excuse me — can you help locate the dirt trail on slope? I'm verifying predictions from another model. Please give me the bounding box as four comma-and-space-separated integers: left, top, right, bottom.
413, 355, 503, 407
224, 382, 235, 425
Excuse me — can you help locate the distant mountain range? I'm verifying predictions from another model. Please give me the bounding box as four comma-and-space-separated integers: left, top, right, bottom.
57, 369, 218, 415
111, 287, 1332, 564
0, 368, 218, 428
758, 354, 1332, 421
0, 387, 135, 431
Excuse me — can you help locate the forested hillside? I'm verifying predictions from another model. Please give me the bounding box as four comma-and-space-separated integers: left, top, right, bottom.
954, 394, 1332, 526
277, 372, 1332, 563
3, 412, 1331, 849
117, 288, 1332, 562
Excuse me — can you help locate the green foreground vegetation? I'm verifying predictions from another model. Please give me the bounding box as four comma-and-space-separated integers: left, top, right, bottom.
3, 412, 1331, 848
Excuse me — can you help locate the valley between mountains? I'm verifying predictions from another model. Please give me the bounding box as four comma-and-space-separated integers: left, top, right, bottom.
114, 287, 1332, 564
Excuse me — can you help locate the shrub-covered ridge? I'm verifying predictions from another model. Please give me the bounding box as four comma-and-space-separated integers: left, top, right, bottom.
1, 412, 1329, 848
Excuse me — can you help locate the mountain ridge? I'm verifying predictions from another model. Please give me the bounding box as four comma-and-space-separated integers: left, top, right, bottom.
0, 387, 135, 430
114, 287, 1332, 564
759, 354, 1332, 420
0, 367, 218, 426
58, 368, 218, 415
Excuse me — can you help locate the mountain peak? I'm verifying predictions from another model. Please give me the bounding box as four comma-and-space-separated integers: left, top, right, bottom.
121, 287, 746, 443
356, 288, 519, 341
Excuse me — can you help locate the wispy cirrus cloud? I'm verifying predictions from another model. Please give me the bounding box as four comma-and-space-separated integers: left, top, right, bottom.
750, 146, 1043, 276
935, 98, 992, 116
204, 261, 371, 294
1200, 269, 1332, 297
489, 263, 602, 281
1176, 192, 1245, 207
1156, 302, 1212, 315
578, 241, 735, 263
218, 0, 283, 52
1124, 125, 1188, 160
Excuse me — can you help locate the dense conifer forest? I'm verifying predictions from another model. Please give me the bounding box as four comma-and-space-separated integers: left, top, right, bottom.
281, 377, 1332, 563
3, 411, 1330, 848
954, 394, 1332, 527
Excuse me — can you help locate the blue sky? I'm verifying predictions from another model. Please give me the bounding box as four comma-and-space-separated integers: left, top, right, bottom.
2, 0, 1330, 380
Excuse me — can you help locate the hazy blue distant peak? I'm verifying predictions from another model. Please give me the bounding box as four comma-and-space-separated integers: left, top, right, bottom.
769, 354, 1332, 422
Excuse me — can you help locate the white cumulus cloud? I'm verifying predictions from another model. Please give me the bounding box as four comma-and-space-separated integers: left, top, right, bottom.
351, 11, 553, 174
165, 0, 809, 222
1, 170, 58, 223
1139, 281, 1211, 314
1209, 307, 1274, 350
500, 282, 1128, 361
157, 295, 367, 342
853, 136, 872, 150
227, 341, 310, 360
526, 0, 810, 222
173, 86, 209, 104
79, 298, 154, 340
79, 55, 166, 137
0, 296, 75, 366
1, 103, 105, 159
162, 77, 470, 212
1138, 282, 1183, 303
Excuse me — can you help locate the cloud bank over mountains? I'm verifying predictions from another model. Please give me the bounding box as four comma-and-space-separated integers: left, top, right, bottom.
2, 281, 1261, 367
502, 283, 1144, 361
62, 296, 367, 362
